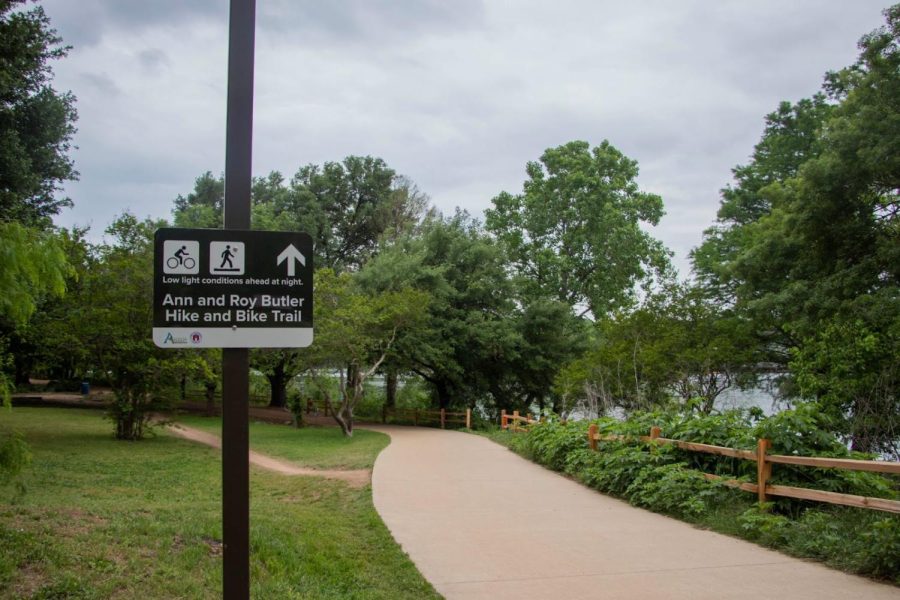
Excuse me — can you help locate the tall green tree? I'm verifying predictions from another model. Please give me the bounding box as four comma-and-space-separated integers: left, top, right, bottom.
691, 6, 900, 452
357, 214, 525, 412
0, 0, 77, 227
0, 221, 68, 403
485, 140, 670, 318
304, 269, 428, 436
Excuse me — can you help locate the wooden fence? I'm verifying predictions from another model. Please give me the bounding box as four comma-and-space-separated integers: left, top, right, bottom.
305, 399, 333, 416
382, 406, 472, 429
500, 410, 538, 432
587, 425, 900, 514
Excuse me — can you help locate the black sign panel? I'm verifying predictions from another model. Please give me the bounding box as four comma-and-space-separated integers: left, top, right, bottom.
153, 228, 313, 348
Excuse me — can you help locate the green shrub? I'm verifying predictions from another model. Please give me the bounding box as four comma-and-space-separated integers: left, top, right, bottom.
627, 464, 732, 518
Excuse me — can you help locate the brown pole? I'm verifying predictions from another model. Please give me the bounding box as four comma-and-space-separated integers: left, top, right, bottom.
222, 2, 255, 598
588, 424, 598, 451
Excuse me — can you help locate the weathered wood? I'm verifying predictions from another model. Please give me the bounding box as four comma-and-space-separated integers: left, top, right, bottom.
440, 408, 446, 429
466, 408, 472, 429
513, 410, 520, 433
501, 410, 507, 430
757, 438, 772, 504
766, 485, 900, 514
650, 426, 661, 440
767, 454, 900, 474
703, 473, 758, 494
657, 438, 757, 461
588, 424, 598, 451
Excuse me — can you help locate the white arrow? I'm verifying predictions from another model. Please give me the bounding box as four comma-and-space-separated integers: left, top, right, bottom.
277, 244, 306, 277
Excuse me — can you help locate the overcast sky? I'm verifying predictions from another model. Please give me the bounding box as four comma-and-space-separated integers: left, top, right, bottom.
42, 0, 889, 278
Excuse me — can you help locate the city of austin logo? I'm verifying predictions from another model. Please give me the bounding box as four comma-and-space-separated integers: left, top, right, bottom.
163, 332, 188, 345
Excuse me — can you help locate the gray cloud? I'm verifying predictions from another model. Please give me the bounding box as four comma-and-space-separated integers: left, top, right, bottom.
45, 0, 890, 280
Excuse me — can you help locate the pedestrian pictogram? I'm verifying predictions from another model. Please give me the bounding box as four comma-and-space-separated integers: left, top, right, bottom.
163, 240, 200, 274
210, 241, 245, 275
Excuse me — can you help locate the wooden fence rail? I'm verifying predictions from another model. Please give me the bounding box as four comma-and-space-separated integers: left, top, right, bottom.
305, 399, 333, 417
500, 410, 538, 432
587, 424, 900, 514
382, 406, 472, 429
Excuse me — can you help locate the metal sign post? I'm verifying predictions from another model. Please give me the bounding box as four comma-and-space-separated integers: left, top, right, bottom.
223, 1, 254, 598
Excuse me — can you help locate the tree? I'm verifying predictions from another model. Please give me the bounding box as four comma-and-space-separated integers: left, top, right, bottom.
690, 7, 900, 451
0, 0, 77, 227
305, 269, 427, 436
0, 221, 68, 403
485, 140, 670, 318
73, 214, 199, 440
172, 171, 223, 228
358, 213, 585, 416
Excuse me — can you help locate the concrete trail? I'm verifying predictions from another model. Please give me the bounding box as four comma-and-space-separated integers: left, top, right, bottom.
367, 425, 900, 600
167, 423, 370, 488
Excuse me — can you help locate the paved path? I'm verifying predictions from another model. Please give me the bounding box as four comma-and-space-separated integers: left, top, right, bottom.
368, 426, 900, 600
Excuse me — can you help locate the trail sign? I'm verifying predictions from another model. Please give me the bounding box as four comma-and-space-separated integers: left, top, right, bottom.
153, 228, 313, 348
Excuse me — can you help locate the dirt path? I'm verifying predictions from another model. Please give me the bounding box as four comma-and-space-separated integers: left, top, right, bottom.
368, 425, 900, 600
167, 423, 371, 488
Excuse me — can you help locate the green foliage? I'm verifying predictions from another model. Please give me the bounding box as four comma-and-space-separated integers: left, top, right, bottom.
511, 420, 589, 471
557, 283, 759, 416
628, 463, 730, 518
737, 505, 792, 546
0, 0, 78, 227
0, 222, 69, 404
0, 222, 68, 327
356, 213, 520, 410
690, 7, 900, 454
739, 506, 900, 583
486, 140, 670, 318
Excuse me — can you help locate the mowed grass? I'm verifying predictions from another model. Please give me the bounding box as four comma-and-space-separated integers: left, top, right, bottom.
174, 415, 388, 470
0, 408, 438, 599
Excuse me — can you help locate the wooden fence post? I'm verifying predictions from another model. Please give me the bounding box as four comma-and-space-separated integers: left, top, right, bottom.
501, 410, 507, 430
440, 408, 446, 429
513, 410, 520, 432
466, 408, 472, 429
650, 426, 661, 440
588, 424, 598, 451
757, 438, 772, 504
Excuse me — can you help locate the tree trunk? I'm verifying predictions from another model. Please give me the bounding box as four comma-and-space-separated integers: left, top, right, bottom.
385, 368, 398, 408
267, 360, 286, 408
205, 381, 217, 416
435, 380, 451, 410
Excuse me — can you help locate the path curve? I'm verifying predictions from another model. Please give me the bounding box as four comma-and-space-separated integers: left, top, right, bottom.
167, 423, 370, 488
368, 425, 900, 600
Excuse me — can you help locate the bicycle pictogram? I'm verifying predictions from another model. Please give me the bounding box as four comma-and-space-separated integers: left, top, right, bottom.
167, 245, 196, 270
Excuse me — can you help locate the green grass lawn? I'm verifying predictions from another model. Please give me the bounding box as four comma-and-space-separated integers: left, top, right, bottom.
174, 415, 389, 470
0, 408, 439, 599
